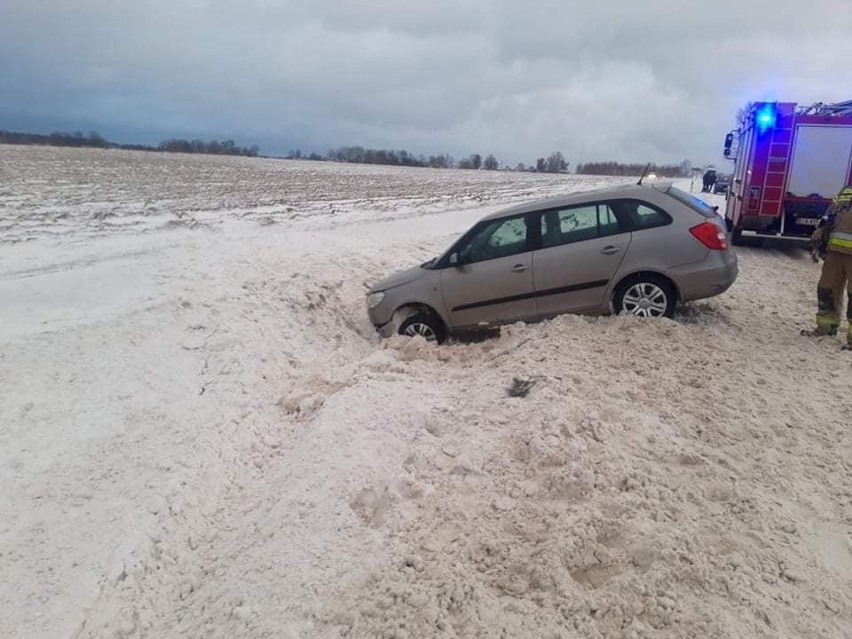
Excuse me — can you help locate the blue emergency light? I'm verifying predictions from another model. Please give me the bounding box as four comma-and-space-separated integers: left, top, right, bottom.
755, 104, 777, 133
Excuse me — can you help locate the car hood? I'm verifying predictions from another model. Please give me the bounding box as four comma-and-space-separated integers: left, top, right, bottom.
370, 264, 427, 293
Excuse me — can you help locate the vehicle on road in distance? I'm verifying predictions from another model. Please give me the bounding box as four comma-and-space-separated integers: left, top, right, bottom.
714, 174, 731, 195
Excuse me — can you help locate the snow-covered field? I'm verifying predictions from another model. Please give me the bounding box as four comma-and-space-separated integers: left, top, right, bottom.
1, 146, 850, 638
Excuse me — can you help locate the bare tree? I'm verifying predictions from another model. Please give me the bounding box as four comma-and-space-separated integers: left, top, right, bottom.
544, 151, 568, 173
736, 102, 754, 128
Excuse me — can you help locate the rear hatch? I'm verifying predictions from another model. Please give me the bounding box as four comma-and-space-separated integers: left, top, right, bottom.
660, 185, 732, 251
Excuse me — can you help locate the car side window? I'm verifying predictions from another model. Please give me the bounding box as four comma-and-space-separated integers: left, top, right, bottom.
540, 203, 624, 248
459, 215, 529, 263
616, 200, 671, 230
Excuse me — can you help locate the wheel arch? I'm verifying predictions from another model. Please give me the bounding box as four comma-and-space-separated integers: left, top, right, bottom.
391, 301, 449, 330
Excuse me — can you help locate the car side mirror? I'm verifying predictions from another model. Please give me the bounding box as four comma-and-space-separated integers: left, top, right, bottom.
450, 252, 471, 267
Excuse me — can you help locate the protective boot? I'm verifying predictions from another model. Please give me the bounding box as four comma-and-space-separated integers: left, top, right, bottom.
801, 327, 837, 337
807, 252, 848, 336
801, 283, 841, 336
846, 301, 852, 350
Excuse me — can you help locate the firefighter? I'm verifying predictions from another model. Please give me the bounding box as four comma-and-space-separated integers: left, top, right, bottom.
702, 169, 717, 193
801, 184, 852, 349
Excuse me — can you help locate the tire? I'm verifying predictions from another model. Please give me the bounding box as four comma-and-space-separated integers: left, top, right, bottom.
613, 275, 676, 319
732, 229, 764, 247
731, 228, 743, 245
398, 312, 447, 344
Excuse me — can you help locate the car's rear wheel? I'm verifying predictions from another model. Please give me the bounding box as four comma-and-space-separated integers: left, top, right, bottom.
398, 312, 447, 344
613, 275, 676, 319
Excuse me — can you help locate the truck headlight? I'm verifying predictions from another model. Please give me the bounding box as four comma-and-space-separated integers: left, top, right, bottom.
366, 292, 385, 309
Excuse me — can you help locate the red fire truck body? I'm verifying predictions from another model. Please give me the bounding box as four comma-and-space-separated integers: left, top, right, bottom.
724, 100, 852, 243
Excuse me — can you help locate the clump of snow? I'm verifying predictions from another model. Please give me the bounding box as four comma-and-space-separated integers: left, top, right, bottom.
1, 146, 850, 638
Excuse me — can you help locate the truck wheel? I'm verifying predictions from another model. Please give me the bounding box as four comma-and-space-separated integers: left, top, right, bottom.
732, 230, 764, 247
398, 313, 447, 344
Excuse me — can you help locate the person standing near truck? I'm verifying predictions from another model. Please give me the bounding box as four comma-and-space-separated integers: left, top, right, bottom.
702, 168, 717, 193
802, 184, 852, 349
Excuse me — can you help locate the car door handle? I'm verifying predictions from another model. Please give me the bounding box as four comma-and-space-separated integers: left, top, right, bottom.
601, 246, 621, 255
511, 264, 529, 272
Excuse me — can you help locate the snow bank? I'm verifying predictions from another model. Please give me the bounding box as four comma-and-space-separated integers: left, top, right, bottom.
1, 147, 850, 638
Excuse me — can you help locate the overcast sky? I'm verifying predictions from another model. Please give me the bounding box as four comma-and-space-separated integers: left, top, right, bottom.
1, 0, 851, 166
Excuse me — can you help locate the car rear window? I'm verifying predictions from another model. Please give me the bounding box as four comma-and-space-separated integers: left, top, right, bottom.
609, 199, 672, 231
665, 186, 719, 218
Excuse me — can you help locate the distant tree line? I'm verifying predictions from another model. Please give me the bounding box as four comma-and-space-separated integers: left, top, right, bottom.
326, 146, 452, 168
1, 130, 690, 177
576, 160, 691, 178
457, 153, 500, 171
0, 130, 110, 148
0, 129, 260, 157
296, 149, 693, 177
294, 147, 571, 173
157, 138, 259, 156
533, 152, 569, 174
285, 149, 326, 162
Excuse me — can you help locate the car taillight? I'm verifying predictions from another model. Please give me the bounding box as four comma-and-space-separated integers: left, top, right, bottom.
689, 222, 728, 250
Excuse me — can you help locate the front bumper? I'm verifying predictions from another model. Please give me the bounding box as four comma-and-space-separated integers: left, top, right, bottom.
372, 318, 395, 338
367, 297, 397, 338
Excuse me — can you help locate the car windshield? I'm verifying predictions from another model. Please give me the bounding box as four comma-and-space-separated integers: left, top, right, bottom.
665, 186, 719, 218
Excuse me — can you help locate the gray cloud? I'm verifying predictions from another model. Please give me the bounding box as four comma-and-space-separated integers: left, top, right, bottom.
1, 0, 850, 165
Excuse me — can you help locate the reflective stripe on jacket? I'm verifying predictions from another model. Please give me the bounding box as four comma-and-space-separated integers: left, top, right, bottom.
833, 187, 852, 207
825, 185, 852, 254
828, 230, 852, 251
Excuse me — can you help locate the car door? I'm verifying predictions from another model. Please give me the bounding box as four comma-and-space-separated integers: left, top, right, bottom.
440, 213, 538, 329
532, 202, 631, 316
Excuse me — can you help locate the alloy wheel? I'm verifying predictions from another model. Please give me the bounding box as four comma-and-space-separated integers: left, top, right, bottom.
621, 283, 669, 317
402, 322, 438, 341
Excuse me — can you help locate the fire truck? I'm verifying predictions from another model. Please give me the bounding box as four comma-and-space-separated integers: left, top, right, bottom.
722, 99, 852, 244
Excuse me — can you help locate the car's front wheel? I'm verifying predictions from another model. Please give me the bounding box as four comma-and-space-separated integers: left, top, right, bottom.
398, 312, 447, 344
613, 275, 676, 318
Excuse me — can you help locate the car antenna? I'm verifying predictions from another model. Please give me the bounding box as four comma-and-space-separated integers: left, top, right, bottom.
637, 163, 651, 186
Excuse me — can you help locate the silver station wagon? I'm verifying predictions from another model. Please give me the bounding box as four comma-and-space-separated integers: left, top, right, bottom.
366, 181, 738, 343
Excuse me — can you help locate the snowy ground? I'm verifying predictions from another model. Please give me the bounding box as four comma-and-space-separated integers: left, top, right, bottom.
1, 146, 851, 638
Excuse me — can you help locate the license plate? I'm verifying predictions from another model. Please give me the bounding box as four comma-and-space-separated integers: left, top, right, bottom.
796, 218, 819, 226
